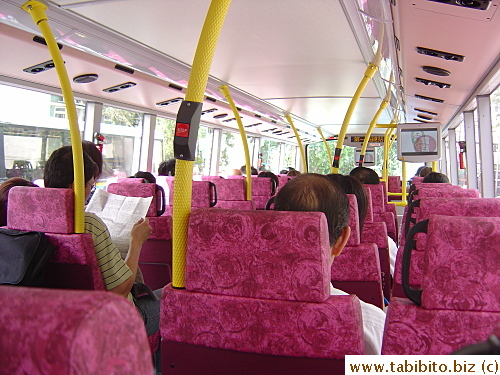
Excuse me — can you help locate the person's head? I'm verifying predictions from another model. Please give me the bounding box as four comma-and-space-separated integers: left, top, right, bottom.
158, 159, 176, 176
326, 174, 368, 232
44, 146, 98, 200
423, 172, 449, 183
231, 169, 242, 176
0, 178, 38, 226
279, 169, 288, 175
418, 166, 432, 177
349, 166, 380, 185
134, 171, 156, 184
82, 141, 103, 179
258, 171, 279, 189
274, 173, 350, 262
287, 170, 301, 177
240, 165, 258, 176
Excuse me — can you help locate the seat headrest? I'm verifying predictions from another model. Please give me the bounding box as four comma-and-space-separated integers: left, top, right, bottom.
186, 208, 331, 303
416, 187, 479, 200
107, 183, 164, 217
346, 194, 360, 246
363, 184, 386, 212
418, 198, 500, 222
8, 186, 74, 233
410, 215, 500, 312
117, 177, 145, 183
364, 188, 374, 223
214, 179, 246, 201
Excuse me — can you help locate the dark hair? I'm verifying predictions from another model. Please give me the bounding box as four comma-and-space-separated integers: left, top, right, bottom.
326, 174, 367, 232
0, 178, 38, 226
287, 170, 301, 177
258, 171, 279, 188
158, 159, 176, 176
44, 146, 98, 188
418, 166, 432, 177
240, 165, 258, 176
423, 172, 449, 183
350, 166, 380, 185
134, 171, 156, 184
82, 141, 103, 179
274, 173, 349, 246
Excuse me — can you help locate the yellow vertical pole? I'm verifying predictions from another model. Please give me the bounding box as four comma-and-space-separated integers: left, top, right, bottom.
382, 128, 391, 182
317, 127, 334, 174
219, 85, 252, 200
23, 1, 85, 233
332, 26, 384, 173
285, 114, 307, 173
402, 160, 407, 202
432, 161, 438, 171
172, 0, 232, 288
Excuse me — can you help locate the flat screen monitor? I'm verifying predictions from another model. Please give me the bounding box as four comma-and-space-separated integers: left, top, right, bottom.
354, 147, 376, 166
397, 123, 442, 162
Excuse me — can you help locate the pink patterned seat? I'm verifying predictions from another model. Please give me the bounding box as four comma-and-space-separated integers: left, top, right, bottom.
251, 177, 277, 210
0, 286, 153, 374
331, 195, 384, 309
7, 186, 161, 354
107, 182, 165, 217
201, 178, 255, 209
383, 215, 500, 354
393, 197, 500, 298
363, 184, 397, 242
161, 208, 364, 373
165, 180, 217, 209
117, 177, 145, 183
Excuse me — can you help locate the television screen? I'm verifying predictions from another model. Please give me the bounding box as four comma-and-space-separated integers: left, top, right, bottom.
354, 148, 376, 166
399, 128, 438, 156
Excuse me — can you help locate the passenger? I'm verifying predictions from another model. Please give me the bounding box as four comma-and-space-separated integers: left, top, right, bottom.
82, 140, 103, 179
0, 177, 38, 226
274, 173, 385, 355
417, 166, 432, 178
349, 166, 380, 185
158, 158, 176, 176
423, 172, 450, 183
134, 171, 156, 184
287, 169, 301, 177
230, 168, 242, 176
258, 171, 279, 189
326, 174, 398, 276
44, 146, 160, 336
240, 165, 258, 176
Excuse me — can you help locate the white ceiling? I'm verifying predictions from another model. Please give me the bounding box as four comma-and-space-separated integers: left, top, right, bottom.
0, 0, 499, 140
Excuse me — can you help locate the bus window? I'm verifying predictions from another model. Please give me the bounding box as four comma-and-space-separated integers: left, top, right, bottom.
260, 139, 281, 173
492, 85, 500, 197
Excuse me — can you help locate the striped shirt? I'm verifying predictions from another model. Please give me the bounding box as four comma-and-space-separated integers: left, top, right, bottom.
85, 213, 133, 302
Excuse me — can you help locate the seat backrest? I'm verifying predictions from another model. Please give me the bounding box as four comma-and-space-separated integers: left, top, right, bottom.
346, 194, 360, 246
387, 176, 401, 193
251, 177, 276, 197
164, 180, 217, 208
364, 188, 374, 224
363, 184, 386, 213
7, 186, 105, 290
213, 178, 246, 201
161, 208, 364, 370
0, 286, 153, 375
117, 177, 145, 183
107, 182, 165, 217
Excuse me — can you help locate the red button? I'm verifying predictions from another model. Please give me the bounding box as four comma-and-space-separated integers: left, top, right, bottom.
175, 123, 190, 138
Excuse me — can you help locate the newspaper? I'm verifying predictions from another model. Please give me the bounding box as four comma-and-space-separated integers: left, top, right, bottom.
85, 188, 152, 269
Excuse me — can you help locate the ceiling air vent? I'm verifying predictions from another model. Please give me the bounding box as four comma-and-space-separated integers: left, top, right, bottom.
213, 113, 228, 119
73, 74, 98, 84
222, 117, 242, 123
415, 108, 438, 116
255, 114, 262, 118
422, 66, 450, 76
417, 114, 433, 120
114, 64, 134, 74
415, 77, 451, 89
414, 118, 432, 123
245, 123, 262, 128
416, 47, 464, 62
415, 94, 444, 103
156, 97, 183, 106
23, 60, 61, 74
205, 96, 217, 103
103, 82, 136, 93
201, 108, 218, 115
33, 36, 63, 50
168, 83, 184, 91
427, 0, 492, 10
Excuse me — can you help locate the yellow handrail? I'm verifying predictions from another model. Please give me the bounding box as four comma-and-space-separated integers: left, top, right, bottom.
172, 0, 232, 288
23, 1, 85, 233
285, 114, 307, 173
219, 85, 252, 200
332, 26, 384, 173
317, 127, 333, 174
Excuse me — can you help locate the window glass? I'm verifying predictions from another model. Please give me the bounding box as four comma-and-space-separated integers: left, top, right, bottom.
152, 117, 175, 175
194, 126, 214, 176
492, 85, 500, 197
283, 143, 298, 172
0, 84, 86, 182
259, 139, 281, 173
100, 106, 142, 178
455, 120, 467, 187
474, 109, 482, 194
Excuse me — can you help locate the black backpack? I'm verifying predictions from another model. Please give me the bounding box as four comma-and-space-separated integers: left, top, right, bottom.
0, 228, 55, 286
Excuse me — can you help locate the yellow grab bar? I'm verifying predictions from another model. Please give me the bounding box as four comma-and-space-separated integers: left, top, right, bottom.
23, 0, 85, 233
172, 0, 232, 288
285, 114, 307, 173
317, 127, 333, 174
219, 85, 252, 200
